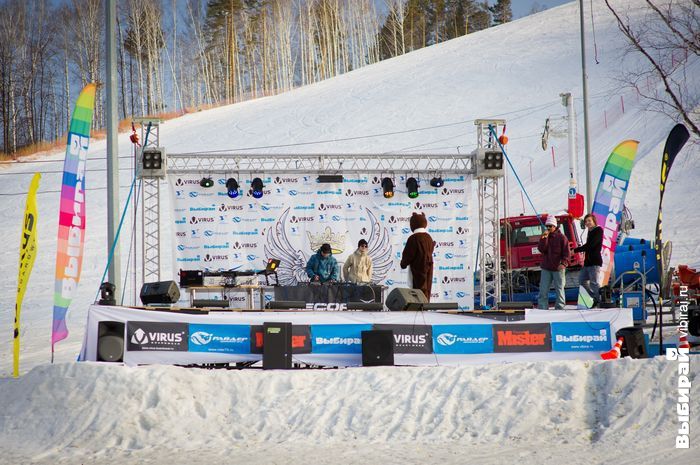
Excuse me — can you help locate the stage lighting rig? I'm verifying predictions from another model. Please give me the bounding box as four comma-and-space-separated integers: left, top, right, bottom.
381, 177, 394, 198
251, 177, 265, 199
429, 176, 444, 188
406, 177, 419, 199
226, 178, 240, 198
137, 147, 166, 178
200, 177, 214, 188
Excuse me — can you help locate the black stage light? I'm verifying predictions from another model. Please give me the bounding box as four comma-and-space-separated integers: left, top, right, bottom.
142, 149, 162, 170
430, 177, 444, 188
406, 177, 419, 199
485, 150, 504, 170
226, 178, 240, 198
200, 177, 214, 188
251, 177, 265, 199
381, 177, 394, 199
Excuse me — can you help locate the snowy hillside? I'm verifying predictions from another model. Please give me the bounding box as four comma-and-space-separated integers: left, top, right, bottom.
0, 0, 698, 463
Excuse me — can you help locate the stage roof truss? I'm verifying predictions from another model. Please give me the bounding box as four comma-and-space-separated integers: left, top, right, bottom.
166, 153, 475, 175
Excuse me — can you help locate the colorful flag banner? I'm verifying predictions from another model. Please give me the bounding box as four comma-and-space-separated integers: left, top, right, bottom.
13, 173, 41, 377
52, 83, 96, 357
591, 140, 639, 287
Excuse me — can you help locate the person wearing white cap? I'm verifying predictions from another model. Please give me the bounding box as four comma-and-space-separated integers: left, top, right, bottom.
537, 215, 570, 309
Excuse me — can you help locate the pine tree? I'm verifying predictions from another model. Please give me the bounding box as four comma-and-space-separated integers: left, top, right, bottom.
490, 0, 512, 26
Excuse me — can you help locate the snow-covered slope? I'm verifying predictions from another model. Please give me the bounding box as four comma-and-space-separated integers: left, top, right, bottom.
0, 0, 698, 463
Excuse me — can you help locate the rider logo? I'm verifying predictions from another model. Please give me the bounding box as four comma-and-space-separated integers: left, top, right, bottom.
189, 192, 198, 198
401, 227, 410, 234
456, 291, 466, 298
232, 217, 242, 223
288, 190, 298, 196
493, 323, 552, 353
429, 216, 437, 222
190, 331, 213, 345
444, 252, 454, 259
455, 202, 465, 208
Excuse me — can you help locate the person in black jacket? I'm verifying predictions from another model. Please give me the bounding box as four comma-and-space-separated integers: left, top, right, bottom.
574, 214, 603, 305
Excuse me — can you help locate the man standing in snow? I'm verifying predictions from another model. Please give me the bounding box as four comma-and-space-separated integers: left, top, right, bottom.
400, 212, 435, 302
538, 215, 570, 309
306, 243, 339, 283
574, 213, 603, 306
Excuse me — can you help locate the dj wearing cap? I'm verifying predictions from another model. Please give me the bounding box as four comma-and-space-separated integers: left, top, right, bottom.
537, 215, 570, 310
306, 243, 339, 283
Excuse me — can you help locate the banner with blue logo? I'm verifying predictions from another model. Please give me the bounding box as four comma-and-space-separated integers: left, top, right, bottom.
311, 324, 372, 353
550, 322, 610, 352
432, 325, 493, 354
169, 173, 474, 309
189, 324, 251, 354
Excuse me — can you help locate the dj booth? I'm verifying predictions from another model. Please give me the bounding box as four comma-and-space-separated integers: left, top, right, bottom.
79, 305, 633, 367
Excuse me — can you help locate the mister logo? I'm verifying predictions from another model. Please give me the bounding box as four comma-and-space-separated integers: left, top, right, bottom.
493, 323, 551, 353
126, 322, 189, 352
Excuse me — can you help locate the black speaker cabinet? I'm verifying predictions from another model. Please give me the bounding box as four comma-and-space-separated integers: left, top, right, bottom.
385, 288, 428, 311
98, 282, 116, 306
689, 306, 700, 337
263, 322, 292, 369
362, 330, 394, 366
616, 326, 648, 359
140, 281, 180, 305
179, 269, 203, 288
97, 321, 125, 362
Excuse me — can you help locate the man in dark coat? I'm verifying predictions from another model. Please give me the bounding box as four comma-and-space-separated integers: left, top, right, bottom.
400, 212, 435, 301
574, 213, 603, 306
537, 215, 570, 309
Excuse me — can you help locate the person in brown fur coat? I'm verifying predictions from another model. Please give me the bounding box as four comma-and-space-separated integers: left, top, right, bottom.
400, 212, 435, 301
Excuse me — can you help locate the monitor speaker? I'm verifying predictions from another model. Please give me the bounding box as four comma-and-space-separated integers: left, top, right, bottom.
140, 281, 180, 305
263, 322, 292, 369
362, 330, 394, 366
689, 306, 700, 337
385, 287, 427, 311
616, 326, 647, 359
97, 321, 125, 362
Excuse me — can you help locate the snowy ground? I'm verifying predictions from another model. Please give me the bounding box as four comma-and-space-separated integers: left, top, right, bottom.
0, 0, 698, 463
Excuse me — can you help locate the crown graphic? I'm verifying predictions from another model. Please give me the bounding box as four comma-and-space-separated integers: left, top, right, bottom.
307, 227, 347, 254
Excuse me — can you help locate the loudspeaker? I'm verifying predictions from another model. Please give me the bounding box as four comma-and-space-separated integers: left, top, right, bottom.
362, 330, 394, 366
192, 299, 229, 308
265, 301, 306, 310
98, 282, 116, 306
616, 326, 647, 359
140, 281, 180, 305
689, 306, 700, 337
263, 322, 292, 369
97, 321, 125, 362
385, 288, 428, 311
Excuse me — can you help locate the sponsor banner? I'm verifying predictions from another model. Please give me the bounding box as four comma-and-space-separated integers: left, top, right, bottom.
250, 324, 312, 354
168, 173, 474, 310
551, 322, 610, 352
311, 324, 373, 353
189, 324, 251, 354
432, 325, 493, 354
126, 321, 189, 352
373, 324, 433, 354
493, 323, 552, 353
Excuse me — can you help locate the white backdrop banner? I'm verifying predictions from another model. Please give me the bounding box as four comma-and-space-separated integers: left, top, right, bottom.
167, 173, 473, 309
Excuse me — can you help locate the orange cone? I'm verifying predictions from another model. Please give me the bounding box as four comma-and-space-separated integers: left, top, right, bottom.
601, 337, 624, 360
678, 333, 690, 350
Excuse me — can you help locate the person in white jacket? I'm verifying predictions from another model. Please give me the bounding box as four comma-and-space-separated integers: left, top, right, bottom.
343, 239, 373, 283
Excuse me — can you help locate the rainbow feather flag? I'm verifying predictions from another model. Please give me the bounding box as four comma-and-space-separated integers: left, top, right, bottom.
52, 83, 96, 357
591, 140, 639, 287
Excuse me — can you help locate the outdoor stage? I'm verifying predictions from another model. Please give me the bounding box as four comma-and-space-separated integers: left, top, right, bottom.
79, 305, 633, 367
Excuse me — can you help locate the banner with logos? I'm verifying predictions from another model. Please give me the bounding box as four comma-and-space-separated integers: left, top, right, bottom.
79, 306, 632, 366
168, 173, 473, 309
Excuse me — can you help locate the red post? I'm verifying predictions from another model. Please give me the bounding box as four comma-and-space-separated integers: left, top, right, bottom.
551, 146, 556, 167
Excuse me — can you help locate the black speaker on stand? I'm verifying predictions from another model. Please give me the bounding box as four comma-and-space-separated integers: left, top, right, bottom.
97, 321, 125, 362
616, 327, 648, 359
263, 322, 292, 369
362, 330, 394, 366
140, 281, 180, 305
385, 288, 428, 311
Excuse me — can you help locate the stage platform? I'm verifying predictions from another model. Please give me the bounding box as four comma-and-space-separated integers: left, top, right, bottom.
79, 305, 633, 367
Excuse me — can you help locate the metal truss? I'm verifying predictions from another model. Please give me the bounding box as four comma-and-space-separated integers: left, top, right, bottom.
135, 119, 163, 287
167, 153, 475, 174
475, 119, 505, 307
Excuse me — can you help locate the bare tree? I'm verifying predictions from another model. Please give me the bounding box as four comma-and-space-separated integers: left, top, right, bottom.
605, 0, 699, 138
